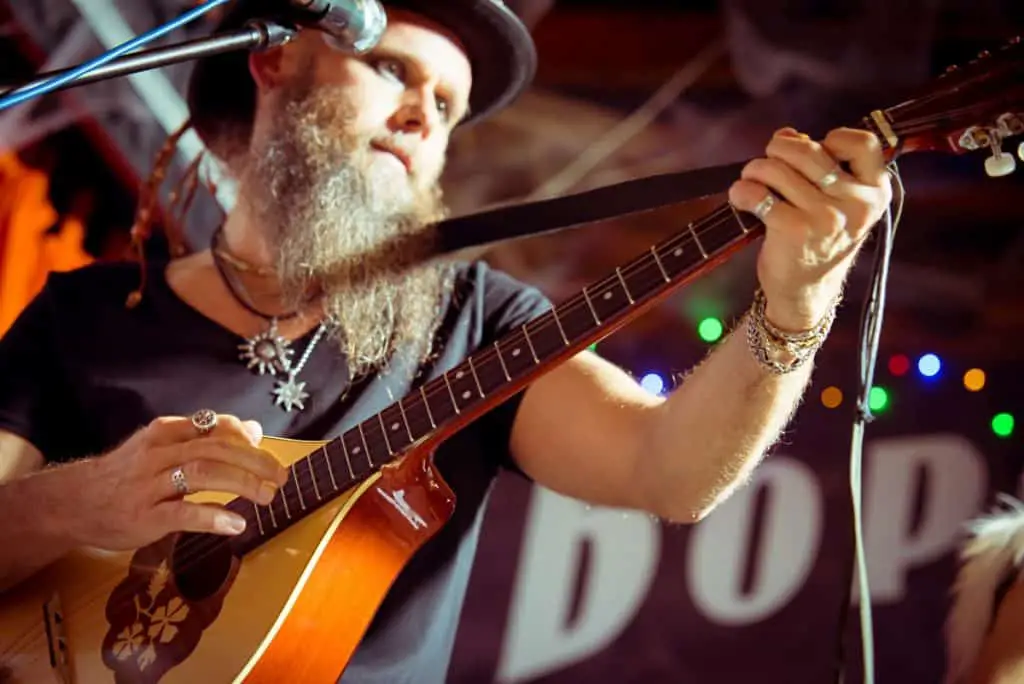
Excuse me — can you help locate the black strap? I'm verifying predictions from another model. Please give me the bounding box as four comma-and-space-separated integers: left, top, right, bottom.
434, 159, 748, 255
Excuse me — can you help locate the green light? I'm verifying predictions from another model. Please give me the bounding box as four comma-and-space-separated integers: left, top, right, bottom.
698, 317, 724, 343
992, 413, 1015, 438
869, 386, 889, 412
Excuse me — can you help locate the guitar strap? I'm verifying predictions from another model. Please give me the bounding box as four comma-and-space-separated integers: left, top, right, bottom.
434, 159, 749, 255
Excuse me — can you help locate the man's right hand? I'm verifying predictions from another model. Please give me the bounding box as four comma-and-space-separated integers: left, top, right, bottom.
49, 414, 287, 551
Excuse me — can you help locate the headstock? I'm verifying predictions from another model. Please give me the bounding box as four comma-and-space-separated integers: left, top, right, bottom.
873, 36, 1024, 177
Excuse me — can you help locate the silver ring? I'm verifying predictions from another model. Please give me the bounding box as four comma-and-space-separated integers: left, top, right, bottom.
752, 193, 776, 221
818, 165, 841, 189
191, 409, 217, 435
171, 467, 190, 495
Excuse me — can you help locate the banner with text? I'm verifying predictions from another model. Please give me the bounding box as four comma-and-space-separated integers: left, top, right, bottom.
449, 361, 1022, 684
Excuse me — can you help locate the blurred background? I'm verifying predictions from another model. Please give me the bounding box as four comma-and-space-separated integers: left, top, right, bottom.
1, 0, 1022, 682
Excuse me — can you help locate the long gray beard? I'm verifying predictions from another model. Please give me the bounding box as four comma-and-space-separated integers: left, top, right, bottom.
243, 80, 453, 379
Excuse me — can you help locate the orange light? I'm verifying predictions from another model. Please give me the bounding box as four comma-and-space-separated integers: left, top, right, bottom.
964, 368, 986, 392
821, 386, 843, 409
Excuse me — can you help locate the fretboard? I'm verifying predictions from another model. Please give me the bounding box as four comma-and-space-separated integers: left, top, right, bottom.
223, 200, 765, 553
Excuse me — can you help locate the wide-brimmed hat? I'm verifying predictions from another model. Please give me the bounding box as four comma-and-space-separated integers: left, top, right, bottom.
186, 0, 537, 153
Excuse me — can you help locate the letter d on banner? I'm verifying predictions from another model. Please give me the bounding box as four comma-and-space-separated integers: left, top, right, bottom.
496, 486, 660, 683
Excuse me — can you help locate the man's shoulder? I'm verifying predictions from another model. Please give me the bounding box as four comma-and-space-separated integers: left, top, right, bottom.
34, 260, 160, 324
44, 259, 146, 298
453, 260, 548, 305
449, 260, 552, 334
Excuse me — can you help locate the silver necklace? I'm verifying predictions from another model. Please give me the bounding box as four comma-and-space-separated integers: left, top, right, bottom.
210, 228, 329, 412
272, 320, 329, 412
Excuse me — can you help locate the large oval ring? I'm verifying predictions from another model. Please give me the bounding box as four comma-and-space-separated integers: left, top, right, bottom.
818, 164, 841, 189
191, 408, 218, 436
752, 192, 777, 221
171, 467, 190, 496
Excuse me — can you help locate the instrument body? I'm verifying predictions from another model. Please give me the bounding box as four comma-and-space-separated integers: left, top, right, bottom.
0, 435, 454, 684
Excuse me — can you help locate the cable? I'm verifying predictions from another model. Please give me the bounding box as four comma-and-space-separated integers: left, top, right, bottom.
834, 163, 905, 684
0, 0, 233, 112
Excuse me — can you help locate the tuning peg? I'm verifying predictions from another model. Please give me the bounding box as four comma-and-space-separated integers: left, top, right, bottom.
1018, 141, 1024, 162
985, 151, 1017, 177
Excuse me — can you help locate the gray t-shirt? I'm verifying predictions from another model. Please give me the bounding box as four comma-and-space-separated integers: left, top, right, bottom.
0, 258, 552, 683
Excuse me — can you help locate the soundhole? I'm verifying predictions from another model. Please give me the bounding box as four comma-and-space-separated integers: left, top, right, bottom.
170, 533, 234, 602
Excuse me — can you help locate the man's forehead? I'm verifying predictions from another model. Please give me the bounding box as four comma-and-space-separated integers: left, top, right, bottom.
376, 9, 473, 95
380, 9, 469, 59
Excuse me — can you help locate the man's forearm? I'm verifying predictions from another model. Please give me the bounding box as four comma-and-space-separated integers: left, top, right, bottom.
640, 314, 815, 522
0, 465, 80, 593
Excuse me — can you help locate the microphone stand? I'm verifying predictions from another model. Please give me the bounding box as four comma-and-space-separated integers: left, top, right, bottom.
0, 20, 297, 101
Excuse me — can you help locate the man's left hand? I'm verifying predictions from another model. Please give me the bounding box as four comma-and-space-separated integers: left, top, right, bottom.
728, 126, 893, 331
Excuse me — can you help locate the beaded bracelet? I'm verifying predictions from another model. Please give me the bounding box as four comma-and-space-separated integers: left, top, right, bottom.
745, 288, 839, 375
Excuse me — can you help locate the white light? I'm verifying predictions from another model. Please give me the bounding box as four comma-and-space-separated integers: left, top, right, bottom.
640, 373, 665, 395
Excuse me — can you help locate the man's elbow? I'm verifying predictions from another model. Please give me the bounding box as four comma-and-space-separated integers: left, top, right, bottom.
649, 475, 753, 525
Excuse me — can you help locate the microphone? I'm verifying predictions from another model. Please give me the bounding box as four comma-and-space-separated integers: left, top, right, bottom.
286, 0, 387, 53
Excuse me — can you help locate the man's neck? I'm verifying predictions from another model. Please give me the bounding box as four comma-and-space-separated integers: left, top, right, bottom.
220, 206, 278, 271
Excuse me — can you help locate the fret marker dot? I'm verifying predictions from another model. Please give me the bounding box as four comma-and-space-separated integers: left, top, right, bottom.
674, 248, 683, 257
603, 292, 612, 300
352, 446, 361, 454
391, 422, 400, 431
455, 371, 464, 379
512, 348, 521, 357
462, 390, 472, 400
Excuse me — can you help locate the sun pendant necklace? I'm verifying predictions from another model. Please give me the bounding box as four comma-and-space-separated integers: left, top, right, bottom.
210, 227, 330, 412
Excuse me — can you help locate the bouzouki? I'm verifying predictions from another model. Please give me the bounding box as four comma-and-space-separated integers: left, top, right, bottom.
1, 35, 1022, 684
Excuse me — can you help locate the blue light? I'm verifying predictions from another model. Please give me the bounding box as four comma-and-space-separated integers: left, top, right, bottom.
917, 353, 941, 378
640, 373, 665, 395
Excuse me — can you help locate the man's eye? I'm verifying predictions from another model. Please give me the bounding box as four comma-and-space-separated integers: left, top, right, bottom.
375, 58, 405, 81
436, 97, 450, 119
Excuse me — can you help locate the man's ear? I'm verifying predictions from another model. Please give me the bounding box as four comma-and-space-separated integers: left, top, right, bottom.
248, 44, 295, 92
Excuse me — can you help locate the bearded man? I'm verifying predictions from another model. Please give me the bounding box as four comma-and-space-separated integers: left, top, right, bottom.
0, 0, 892, 681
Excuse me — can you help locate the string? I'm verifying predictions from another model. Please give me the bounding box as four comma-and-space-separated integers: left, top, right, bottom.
164, 201, 760, 580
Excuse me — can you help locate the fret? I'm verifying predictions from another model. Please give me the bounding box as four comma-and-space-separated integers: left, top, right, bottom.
362, 416, 392, 466
379, 405, 412, 451
280, 485, 292, 520
694, 216, 748, 255
327, 439, 352, 481
689, 223, 709, 259
615, 267, 635, 304
292, 462, 306, 511
419, 386, 437, 428
523, 316, 567, 361
405, 391, 435, 439
446, 366, 482, 413
341, 429, 373, 477
729, 204, 750, 233
396, 396, 415, 442
422, 380, 457, 426
472, 349, 509, 395
556, 298, 598, 342
582, 287, 601, 324
522, 324, 539, 363
494, 341, 511, 380
497, 333, 536, 378
357, 422, 375, 466
650, 246, 670, 282
655, 236, 694, 277
253, 502, 266, 536
442, 372, 461, 414
551, 308, 570, 345
621, 255, 671, 304
589, 275, 632, 322
467, 356, 486, 397
306, 457, 322, 501
266, 501, 278, 529
376, 413, 393, 454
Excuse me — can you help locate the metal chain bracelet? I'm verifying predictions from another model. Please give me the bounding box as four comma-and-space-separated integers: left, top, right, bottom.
745, 288, 839, 375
